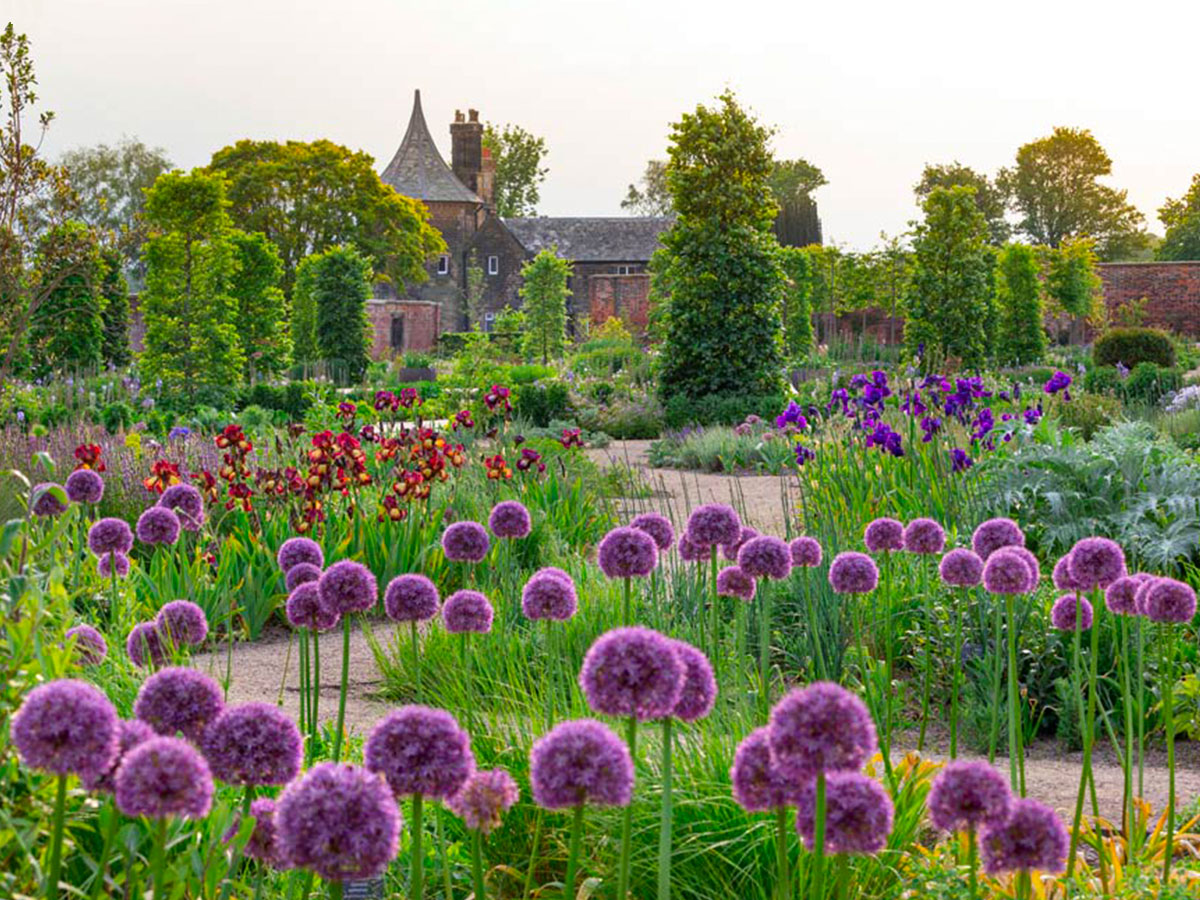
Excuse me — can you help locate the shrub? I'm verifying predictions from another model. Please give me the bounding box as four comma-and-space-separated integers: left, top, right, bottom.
1046, 393, 1120, 440
515, 381, 571, 427
663, 391, 784, 428
238, 382, 313, 420
579, 398, 663, 439
99, 401, 134, 434
402, 351, 435, 369
1084, 364, 1181, 407
1093, 327, 1175, 368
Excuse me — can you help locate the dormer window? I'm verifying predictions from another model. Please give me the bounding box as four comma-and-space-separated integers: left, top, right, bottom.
437, 255, 450, 275
488, 255, 499, 276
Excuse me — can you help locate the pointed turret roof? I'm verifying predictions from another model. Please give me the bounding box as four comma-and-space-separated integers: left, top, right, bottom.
381, 90, 482, 204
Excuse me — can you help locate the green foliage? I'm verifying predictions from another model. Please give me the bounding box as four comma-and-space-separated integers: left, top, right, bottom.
229, 230, 290, 377
290, 253, 319, 363
663, 391, 784, 428
779, 246, 814, 358
904, 186, 994, 368
308, 244, 372, 384
915, 161, 1011, 244
995, 243, 1046, 365
99, 400, 133, 433
1047, 392, 1120, 439
482, 123, 548, 217
518, 248, 570, 362
578, 396, 663, 439
1156, 173, 1200, 261
621, 159, 672, 215
463, 250, 485, 331
28, 221, 104, 374
97, 248, 129, 367
236, 381, 311, 420
1045, 236, 1103, 327
1093, 326, 1176, 368
493, 305, 525, 335
514, 380, 571, 427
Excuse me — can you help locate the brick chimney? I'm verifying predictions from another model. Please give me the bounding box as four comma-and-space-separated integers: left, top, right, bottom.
450, 108, 487, 204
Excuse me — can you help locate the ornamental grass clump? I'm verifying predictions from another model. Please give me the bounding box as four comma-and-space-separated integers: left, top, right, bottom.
134, 667, 224, 743
384, 574, 441, 694
448, 769, 519, 900
928, 761, 1013, 898
319, 559, 377, 761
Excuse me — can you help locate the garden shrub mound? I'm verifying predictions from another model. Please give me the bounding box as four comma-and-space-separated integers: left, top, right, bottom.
1093, 327, 1175, 369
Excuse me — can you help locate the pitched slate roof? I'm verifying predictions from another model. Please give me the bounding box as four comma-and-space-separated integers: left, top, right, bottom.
502, 217, 672, 263
381, 90, 481, 204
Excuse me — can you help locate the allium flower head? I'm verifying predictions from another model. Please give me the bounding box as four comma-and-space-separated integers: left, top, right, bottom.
939, 548, 984, 588
971, 518, 1024, 561
275, 762, 400, 882
521, 567, 578, 621
579, 627, 685, 720
159, 483, 205, 531
277, 537, 324, 573
126, 621, 166, 668
983, 547, 1035, 595
677, 533, 708, 562
65, 624, 108, 666
489, 500, 532, 539
286, 582, 340, 631
903, 518, 946, 555
134, 667, 224, 743
31, 482, 68, 517
1066, 537, 1127, 591
442, 521, 490, 563
383, 574, 440, 623
137, 506, 182, 546
529, 718, 634, 809
737, 535, 792, 580
1009, 547, 1042, 587
668, 640, 717, 722
65, 468, 105, 505
980, 797, 1069, 875
448, 768, 519, 834
285, 562, 322, 592
157, 600, 208, 647
11, 679, 118, 779
716, 566, 756, 601
789, 536, 823, 568
89, 517, 133, 556
1051, 594, 1093, 632
768, 681, 877, 778
597, 526, 658, 578
365, 706, 475, 800
863, 518, 904, 553
631, 513, 675, 551
98, 551, 130, 579
828, 552, 879, 594
928, 760, 1013, 832
1141, 577, 1197, 624
722, 526, 759, 563
685, 504, 741, 548
1105, 574, 1150, 616
795, 772, 893, 854
442, 590, 494, 634
1052, 555, 1088, 592
115, 736, 214, 819
202, 702, 302, 786
83, 719, 155, 793
240, 797, 290, 867
730, 727, 801, 812
319, 560, 378, 615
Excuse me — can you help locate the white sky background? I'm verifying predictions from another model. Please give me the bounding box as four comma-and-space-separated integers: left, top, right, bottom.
8, 0, 1199, 250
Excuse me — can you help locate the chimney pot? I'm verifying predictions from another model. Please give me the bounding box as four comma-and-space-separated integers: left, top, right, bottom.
468, 109, 479, 123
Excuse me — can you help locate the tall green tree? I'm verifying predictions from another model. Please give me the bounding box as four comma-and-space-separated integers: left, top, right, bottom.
915, 162, 1010, 244
207, 139, 444, 296
98, 247, 129, 367
995, 243, 1046, 365
654, 91, 786, 404
308, 245, 372, 383
230, 230, 290, 378
997, 127, 1146, 259
1045, 236, 1103, 342
905, 186, 994, 369
290, 255, 319, 364
27, 221, 104, 373
518, 248, 571, 362
779, 246, 814, 358
482, 123, 548, 217
139, 170, 243, 401
1156, 173, 1200, 261
622, 160, 672, 215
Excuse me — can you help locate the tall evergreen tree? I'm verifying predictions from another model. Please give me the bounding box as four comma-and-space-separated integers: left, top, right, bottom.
290, 254, 319, 364
98, 247, 130, 367
28, 221, 104, 374
779, 246, 814, 358
519, 248, 571, 363
230, 230, 290, 378
309, 245, 371, 383
995, 243, 1046, 365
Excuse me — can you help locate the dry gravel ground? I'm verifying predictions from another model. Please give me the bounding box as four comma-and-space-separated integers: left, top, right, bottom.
209, 438, 1200, 824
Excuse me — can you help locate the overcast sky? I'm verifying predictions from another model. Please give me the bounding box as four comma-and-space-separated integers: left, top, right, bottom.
9, 0, 1198, 249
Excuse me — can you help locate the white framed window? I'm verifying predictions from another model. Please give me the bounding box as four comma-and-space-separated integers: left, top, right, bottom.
615, 265, 636, 275
483, 311, 495, 333
436, 254, 450, 275
487, 255, 499, 275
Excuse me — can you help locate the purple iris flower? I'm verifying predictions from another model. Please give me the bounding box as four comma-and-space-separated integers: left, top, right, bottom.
794, 443, 815, 466
1043, 371, 1072, 400
971, 408, 995, 442
951, 448, 974, 472
775, 401, 808, 431
901, 391, 927, 417
920, 416, 942, 442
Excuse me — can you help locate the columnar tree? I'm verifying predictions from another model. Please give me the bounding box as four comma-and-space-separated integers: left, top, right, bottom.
779, 246, 814, 359
98, 247, 129, 367
28, 221, 104, 373
915, 162, 1010, 244
230, 230, 290, 378
654, 91, 786, 405
290, 254, 319, 364
518, 248, 570, 362
995, 243, 1046, 365
308, 245, 372, 383
1045, 236, 1103, 342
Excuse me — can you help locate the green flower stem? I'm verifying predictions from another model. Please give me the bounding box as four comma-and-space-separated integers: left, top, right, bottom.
1004, 594, 1024, 795
436, 806, 453, 900
758, 582, 772, 711
333, 615, 351, 763
804, 572, 826, 681
1065, 592, 1087, 879
734, 597, 747, 702
297, 628, 308, 736
987, 597, 1003, 765
623, 577, 632, 628
967, 826, 978, 900
1161, 623, 1177, 884
949, 588, 964, 759
657, 717, 674, 900
411, 620, 422, 695
152, 817, 168, 900
1118, 615, 1134, 850
44, 773, 68, 900
311, 629, 321, 744
812, 772, 827, 899
109, 556, 119, 629
774, 807, 791, 900
330, 881, 343, 900
410, 793, 424, 900
564, 804, 584, 900
881, 557, 894, 757
88, 801, 120, 900
219, 787, 256, 900
918, 564, 933, 752
617, 715, 638, 900
471, 829, 487, 900
709, 546, 719, 657
835, 854, 848, 900
1136, 617, 1146, 806
523, 809, 543, 900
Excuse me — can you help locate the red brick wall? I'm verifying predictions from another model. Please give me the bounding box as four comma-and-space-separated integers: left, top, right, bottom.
366, 300, 441, 359
1097, 262, 1200, 337
588, 274, 652, 331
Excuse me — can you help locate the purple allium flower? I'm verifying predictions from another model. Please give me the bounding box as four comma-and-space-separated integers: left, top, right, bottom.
89, 517, 133, 556
447, 768, 519, 834
521, 567, 578, 621
97, 551, 130, 579
126, 621, 166, 669
768, 682, 877, 778
442, 521, 491, 563
982, 547, 1035, 595
789, 537, 823, 568
285, 562, 322, 592
529, 719, 634, 809
318, 560, 378, 615
668, 640, 717, 722
939, 548, 984, 588
277, 537, 324, 573
489, 500, 532, 539
156, 600, 208, 647
136, 506, 182, 546
828, 552, 879, 594
65, 468, 105, 505
115, 736, 214, 819
442, 590, 494, 634
286, 582, 340, 631
927, 760, 1013, 833
1050, 594, 1093, 632
1104, 574, 1150, 616
83, 719, 155, 793
722, 526, 760, 563
275, 762, 401, 881
383, 573, 440, 623
685, 504, 742, 548
31, 482, 68, 517
980, 797, 1069, 875
1141, 578, 1197, 624
202, 702, 302, 786
159, 483, 205, 531
677, 533, 708, 562
737, 535, 792, 580
10, 679, 118, 779
239, 797, 290, 867
795, 772, 893, 855
716, 565, 756, 602
365, 706, 475, 800
134, 667, 224, 743
863, 518, 904, 553
597, 526, 658, 579
579, 627, 685, 720
65, 624, 108, 666
630, 513, 675, 551
730, 727, 801, 812
1052, 556, 1088, 592
1009, 547, 1042, 587
903, 518, 946, 555
1066, 537, 1127, 591
971, 518, 1024, 561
